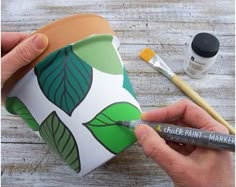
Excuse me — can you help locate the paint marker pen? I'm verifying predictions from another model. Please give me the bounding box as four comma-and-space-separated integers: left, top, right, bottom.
117, 120, 235, 152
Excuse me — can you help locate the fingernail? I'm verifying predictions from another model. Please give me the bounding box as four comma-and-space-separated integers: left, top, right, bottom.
32, 34, 48, 50
135, 125, 148, 143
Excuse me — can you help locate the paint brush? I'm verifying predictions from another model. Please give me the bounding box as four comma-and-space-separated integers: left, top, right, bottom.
139, 48, 235, 135
117, 120, 235, 152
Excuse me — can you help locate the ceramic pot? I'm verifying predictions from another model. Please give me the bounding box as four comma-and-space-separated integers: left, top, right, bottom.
5, 15, 141, 176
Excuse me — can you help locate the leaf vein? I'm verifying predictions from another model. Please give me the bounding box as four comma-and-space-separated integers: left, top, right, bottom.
47, 68, 64, 98
66, 62, 86, 96
41, 59, 62, 87
61, 133, 71, 155
64, 143, 76, 161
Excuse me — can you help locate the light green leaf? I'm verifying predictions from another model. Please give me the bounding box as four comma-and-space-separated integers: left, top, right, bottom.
39, 111, 81, 173
83, 102, 141, 154
72, 35, 123, 75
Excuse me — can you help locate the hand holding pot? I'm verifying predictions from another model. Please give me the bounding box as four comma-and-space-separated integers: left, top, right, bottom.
1, 32, 48, 89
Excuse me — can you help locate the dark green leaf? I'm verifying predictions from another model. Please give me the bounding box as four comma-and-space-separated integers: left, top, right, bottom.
39, 111, 81, 173
5, 97, 39, 131
35, 45, 93, 116
122, 67, 136, 99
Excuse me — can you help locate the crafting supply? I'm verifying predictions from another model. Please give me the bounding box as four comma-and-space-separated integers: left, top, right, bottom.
183, 33, 220, 79
139, 47, 235, 135
117, 120, 235, 152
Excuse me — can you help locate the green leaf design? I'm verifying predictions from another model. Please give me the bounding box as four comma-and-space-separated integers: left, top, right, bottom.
5, 97, 39, 131
123, 67, 137, 99
72, 35, 123, 75
83, 102, 141, 154
35, 45, 93, 116
39, 111, 81, 173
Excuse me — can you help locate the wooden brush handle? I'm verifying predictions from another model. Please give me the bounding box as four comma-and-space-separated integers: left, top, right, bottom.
171, 74, 235, 135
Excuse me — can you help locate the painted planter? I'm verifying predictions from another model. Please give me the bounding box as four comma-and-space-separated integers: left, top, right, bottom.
5, 15, 141, 176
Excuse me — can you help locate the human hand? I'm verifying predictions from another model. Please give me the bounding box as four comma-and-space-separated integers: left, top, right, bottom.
135, 99, 234, 187
1, 32, 48, 88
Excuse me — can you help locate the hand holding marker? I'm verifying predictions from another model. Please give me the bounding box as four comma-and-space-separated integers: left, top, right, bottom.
139, 48, 235, 135
117, 120, 235, 152
133, 100, 234, 187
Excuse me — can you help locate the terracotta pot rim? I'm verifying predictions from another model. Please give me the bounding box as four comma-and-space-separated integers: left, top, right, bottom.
32, 14, 110, 35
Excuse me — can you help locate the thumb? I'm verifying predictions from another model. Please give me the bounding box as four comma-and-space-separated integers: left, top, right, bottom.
135, 124, 186, 173
1, 33, 48, 88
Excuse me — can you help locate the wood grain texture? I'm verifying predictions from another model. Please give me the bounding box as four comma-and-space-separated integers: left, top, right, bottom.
1, 0, 235, 186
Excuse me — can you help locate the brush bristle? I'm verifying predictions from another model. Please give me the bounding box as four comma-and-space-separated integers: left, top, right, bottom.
139, 47, 156, 62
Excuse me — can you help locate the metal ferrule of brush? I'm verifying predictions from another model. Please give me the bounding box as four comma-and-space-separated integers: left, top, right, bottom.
149, 55, 175, 79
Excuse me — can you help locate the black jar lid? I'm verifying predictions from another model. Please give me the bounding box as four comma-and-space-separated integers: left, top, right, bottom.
191, 33, 220, 58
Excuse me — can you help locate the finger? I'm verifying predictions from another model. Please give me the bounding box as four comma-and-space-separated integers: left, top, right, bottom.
189, 147, 221, 162
141, 100, 186, 122
1, 33, 48, 88
167, 142, 196, 156
1, 32, 29, 54
142, 99, 227, 132
135, 124, 186, 173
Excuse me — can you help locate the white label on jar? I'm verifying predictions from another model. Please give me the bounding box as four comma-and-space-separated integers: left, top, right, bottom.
184, 48, 218, 79
187, 56, 206, 70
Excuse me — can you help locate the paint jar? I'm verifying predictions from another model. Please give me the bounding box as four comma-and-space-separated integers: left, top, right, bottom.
183, 33, 220, 79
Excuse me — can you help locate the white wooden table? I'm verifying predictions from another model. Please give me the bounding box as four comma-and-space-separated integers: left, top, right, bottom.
1, 1, 235, 186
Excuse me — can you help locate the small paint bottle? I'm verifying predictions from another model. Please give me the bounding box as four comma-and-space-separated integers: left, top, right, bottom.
183, 33, 220, 79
